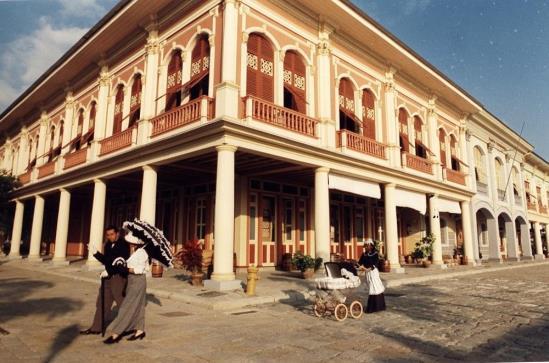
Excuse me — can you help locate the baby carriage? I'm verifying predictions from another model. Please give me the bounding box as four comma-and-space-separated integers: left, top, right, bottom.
313, 261, 364, 321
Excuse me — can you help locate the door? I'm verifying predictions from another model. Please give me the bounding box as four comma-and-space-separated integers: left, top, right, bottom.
281, 198, 295, 255
330, 204, 340, 254
342, 205, 353, 259
260, 196, 276, 266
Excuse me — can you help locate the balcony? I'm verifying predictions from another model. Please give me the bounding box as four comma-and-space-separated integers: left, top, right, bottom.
402, 152, 433, 174
527, 201, 537, 211
38, 161, 56, 179
445, 168, 466, 185
151, 96, 214, 137
336, 130, 386, 160
99, 126, 136, 156
477, 181, 488, 195
243, 95, 318, 138
19, 171, 31, 185
64, 148, 88, 170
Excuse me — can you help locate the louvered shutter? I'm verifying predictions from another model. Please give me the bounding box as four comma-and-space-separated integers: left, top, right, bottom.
362, 90, 375, 139
113, 86, 124, 134
339, 78, 354, 113
130, 75, 142, 113
283, 51, 306, 113
247, 34, 274, 102
439, 129, 447, 166
191, 36, 209, 82
246, 34, 260, 98
167, 51, 182, 94
399, 108, 409, 152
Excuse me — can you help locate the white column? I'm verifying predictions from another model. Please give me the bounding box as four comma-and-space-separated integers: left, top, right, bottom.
206, 145, 241, 291
487, 143, 498, 202
215, 0, 239, 119
139, 27, 160, 144
427, 100, 442, 181
316, 33, 335, 148
384, 183, 403, 272
520, 221, 533, 259
9, 200, 24, 259
36, 113, 49, 166
314, 167, 330, 263
52, 189, 71, 264
384, 70, 400, 167
139, 165, 157, 224
460, 200, 475, 265
91, 65, 110, 160
62, 93, 75, 156
28, 195, 45, 261
86, 179, 106, 267
17, 130, 29, 175
429, 194, 444, 266
533, 221, 545, 260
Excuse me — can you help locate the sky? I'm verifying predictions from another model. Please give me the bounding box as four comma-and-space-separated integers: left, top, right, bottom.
0, 0, 547, 159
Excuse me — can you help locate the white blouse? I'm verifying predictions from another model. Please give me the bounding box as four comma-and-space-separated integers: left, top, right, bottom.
126, 248, 150, 275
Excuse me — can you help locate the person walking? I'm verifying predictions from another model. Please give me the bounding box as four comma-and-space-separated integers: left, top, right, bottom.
80, 226, 130, 335
358, 239, 386, 313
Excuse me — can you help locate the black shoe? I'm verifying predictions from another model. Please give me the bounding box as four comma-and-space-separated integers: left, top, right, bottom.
103, 335, 123, 344
120, 329, 136, 338
79, 329, 100, 335
127, 331, 146, 341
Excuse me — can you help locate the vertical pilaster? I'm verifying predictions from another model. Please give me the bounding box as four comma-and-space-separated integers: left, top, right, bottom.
8, 200, 24, 259
91, 65, 110, 160
28, 195, 45, 260
314, 167, 330, 263
427, 96, 442, 181
37, 112, 49, 166
87, 179, 106, 267
316, 26, 335, 148
384, 68, 400, 167
139, 23, 160, 144
62, 92, 75, 156
53, 189, 71, 264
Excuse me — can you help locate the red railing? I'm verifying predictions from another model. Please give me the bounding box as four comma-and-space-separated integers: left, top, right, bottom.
446, 168, 466, 185
38, 161, 56, 179
245, 96, 318, 137
404, 152, 433, 174
19, 171, 31, 185
336, 130, 386, 159
151, 97, 212, 137
64, 148, 87, 170
99, 127, 135, 156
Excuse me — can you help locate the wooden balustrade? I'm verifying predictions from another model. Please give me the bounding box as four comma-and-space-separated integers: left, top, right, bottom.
64, 148, 88, 169
337, 130, 386, 159
445, 168, 466, 185
99, 127, 135, 156
403, 152, 433, 174
245, 95, 318, 137
19, 171, 31, 185
38, 161, 56, 179
151, 96, 211, 137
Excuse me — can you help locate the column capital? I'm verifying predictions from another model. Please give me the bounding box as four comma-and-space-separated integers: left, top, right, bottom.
315, 166, 330, 173
142, 164, 157, 172
216, 144, 237, 152
384, 182, 397, 189
93, 178, 105, 185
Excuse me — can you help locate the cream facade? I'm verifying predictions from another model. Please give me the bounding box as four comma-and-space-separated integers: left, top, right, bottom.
0, 0, 547, 289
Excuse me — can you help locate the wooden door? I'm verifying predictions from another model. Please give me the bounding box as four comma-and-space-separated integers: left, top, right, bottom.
260, 195, 276, 266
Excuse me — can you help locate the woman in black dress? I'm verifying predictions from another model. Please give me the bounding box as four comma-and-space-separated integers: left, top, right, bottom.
358, 240, 386, 313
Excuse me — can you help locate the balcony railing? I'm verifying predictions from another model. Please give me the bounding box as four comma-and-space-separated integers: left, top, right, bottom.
402, 152, 433, 174
38, 161, 56, 179
445, 168, 466, 185
244, 95, 318, 138
99, 126, 136, 156
527, 201, 537, 211
336, 130, 386, 159
63, 148, 88, 170
477, 181, 488, 195
19, 171, 31, 185
151, 96, 214, 137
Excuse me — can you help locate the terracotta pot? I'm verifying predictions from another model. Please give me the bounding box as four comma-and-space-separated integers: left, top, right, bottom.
302, 268, 315, 279
191, 271, 204, 286
421, 259, 430, 268
281, 253, 293, 271
151, 263, 164, 278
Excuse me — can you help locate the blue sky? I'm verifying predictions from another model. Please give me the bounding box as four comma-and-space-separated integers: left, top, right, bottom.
0, 0, 547, 159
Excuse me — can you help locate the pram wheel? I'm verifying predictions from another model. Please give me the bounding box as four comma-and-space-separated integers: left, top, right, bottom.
349, 301, 363, 319
313, 302, 326, 317
334, 303, 348, 322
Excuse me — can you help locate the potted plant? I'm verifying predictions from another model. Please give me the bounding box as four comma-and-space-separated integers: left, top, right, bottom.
180, 239, 204, 286
412, 234, 435, 268
292, 252, 322, 279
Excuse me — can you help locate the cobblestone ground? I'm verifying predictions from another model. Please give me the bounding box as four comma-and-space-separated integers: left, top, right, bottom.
0, 261, 548, 363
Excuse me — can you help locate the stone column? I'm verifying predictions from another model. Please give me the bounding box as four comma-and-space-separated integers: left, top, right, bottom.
37, 112, 49, 166
460, 200, 475, 265
533, 221, 545, 260
91, 65, 110, 160
520, 221, 533, 259
384, 69, 400, 168
139, 25, 160, 144
316, 27, 335, 148
384, 183, 403, 272
17, 129, 29, 175
139, 165, 157, 224
314, 167, 330, 263
9, 200, 24, 259
53, 189, 71, 264
205, 145, 241, 291
427, 98, 442, 181
86, 179, 106, 267
487, 143, 498, 202
487, 216, 502, 262
428, 194, 444, 266
28, 195, 45, 261
62, 92, 75, 156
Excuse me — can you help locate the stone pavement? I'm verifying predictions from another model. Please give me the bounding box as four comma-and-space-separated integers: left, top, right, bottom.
0, 260, 548, 362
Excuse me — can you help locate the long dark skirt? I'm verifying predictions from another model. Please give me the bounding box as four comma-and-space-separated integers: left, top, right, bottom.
366, 293, 386, 313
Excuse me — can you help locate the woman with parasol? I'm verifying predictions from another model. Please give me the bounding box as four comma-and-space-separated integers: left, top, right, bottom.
103, 219, 173, 344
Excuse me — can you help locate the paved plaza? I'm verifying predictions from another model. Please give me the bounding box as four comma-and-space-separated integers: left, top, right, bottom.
0, 261, 548, 362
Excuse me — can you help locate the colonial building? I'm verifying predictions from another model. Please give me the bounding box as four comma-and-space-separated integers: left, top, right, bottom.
0, 0, 547, 290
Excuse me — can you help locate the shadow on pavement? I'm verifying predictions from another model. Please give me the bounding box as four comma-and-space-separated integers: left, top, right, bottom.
43, 323, 80, 363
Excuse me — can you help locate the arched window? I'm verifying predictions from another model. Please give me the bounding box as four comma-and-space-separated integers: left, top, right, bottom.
338, 78, 360, 133
398, 108, 409, 152
129, 74, 142, 127
166, 50, 183, 111
473, 147, 486, 183
438, 128, 447, 166
246, 33, 274, 102
414, 116, 426, 158
450, 135, 459, 171
495, 158, 505, 192
189, 34, 210, 100
362, 89, 375, 139
283, 50, 306, 113
113, 85, 124, 134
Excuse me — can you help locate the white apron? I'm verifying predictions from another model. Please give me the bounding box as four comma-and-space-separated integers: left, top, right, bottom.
365, 267, 385, 295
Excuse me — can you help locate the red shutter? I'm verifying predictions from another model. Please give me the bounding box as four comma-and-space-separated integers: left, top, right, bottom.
439, 129, 447, 166
191, 36, 210, 81
246, 33, 274, 103
339, 78, 354, 112
167, 51, 182, 94
362, 89, 375, 139
130, 75, 142, 113
113, 85, 124, 134
283, 51, 306, 113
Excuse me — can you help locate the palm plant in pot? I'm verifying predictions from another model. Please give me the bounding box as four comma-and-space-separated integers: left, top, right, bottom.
180, 239, 204, 286
292, 252, 323, 279
412, 234, 435, 268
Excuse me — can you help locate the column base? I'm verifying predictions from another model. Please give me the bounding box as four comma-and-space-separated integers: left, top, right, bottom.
488, 258, 503, 264
204, 279, 242, 291
431, 262, 448, 269
521, 255, 534, 261
7, 254, 22, 260
534, 254, 545, 261
51, 257, 70, 266
506, 257, 520, 262
26, 255, 43, 262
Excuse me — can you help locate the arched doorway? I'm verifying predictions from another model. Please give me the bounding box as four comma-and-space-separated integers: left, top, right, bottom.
498, 212, 519, 261
515, 216, 533, 259
476, 208, 499, 261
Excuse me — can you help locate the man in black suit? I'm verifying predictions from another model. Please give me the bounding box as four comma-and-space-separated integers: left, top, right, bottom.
80, 225, 130, 335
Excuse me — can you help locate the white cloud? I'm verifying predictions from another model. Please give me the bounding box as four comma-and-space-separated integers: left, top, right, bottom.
57, 0, 107, 19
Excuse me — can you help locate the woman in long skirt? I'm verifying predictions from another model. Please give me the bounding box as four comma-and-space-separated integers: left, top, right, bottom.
103, 244, 150, 344
358, 239, 386, 313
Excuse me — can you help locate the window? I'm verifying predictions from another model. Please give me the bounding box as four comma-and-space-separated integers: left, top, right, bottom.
339, 78, 360, 133
195, 198, 207, 241
247, 33, 274, 102
283, 50, 306, 113
399, 108, 409, 152
414, 116, 426, 158
113, 85, 124, 134
166, 50, 183, 111
129, 74, 142, 127
362, 89, 376, 139
189, 34, 210, 100
438, 128, 447, 166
